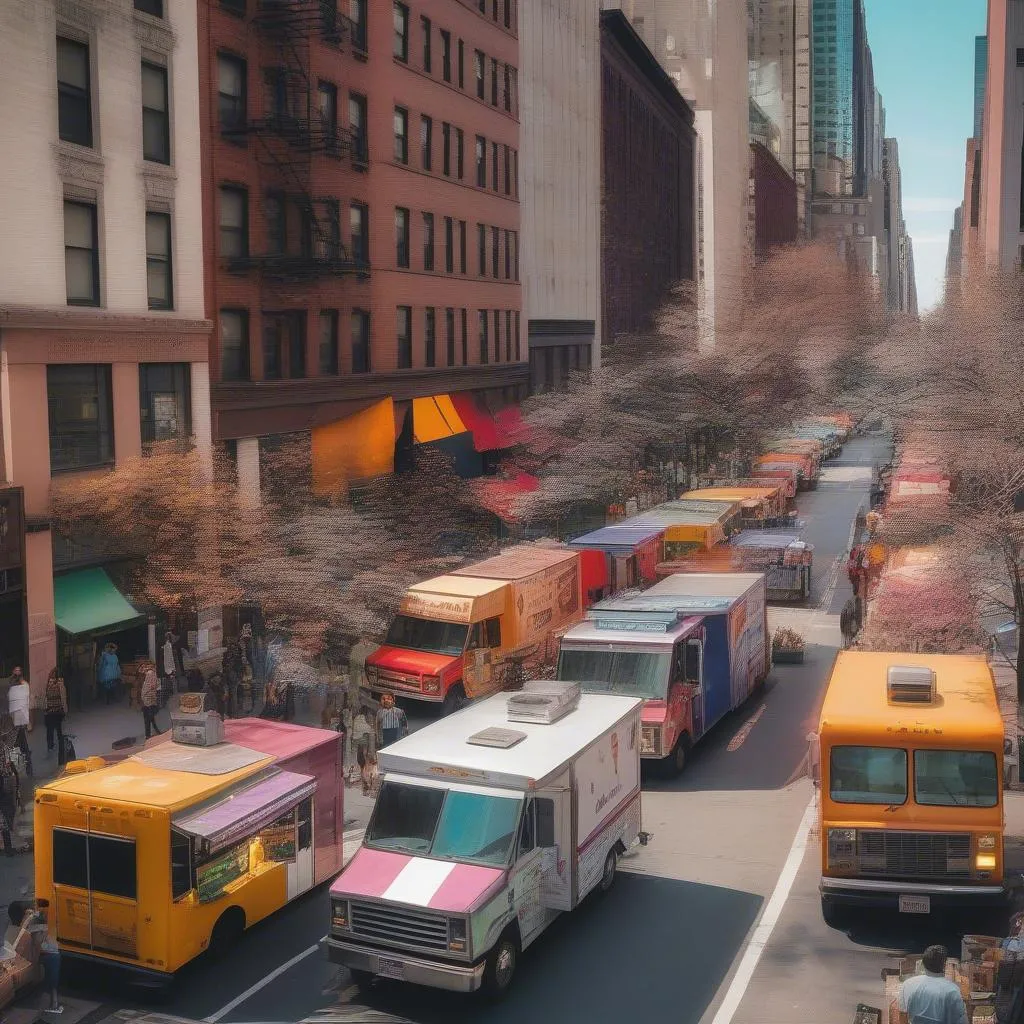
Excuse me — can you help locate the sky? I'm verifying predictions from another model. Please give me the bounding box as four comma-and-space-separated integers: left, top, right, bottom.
862, 0, 987, 312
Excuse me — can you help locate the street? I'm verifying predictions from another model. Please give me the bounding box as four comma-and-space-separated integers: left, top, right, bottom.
52, 432, 966, 1024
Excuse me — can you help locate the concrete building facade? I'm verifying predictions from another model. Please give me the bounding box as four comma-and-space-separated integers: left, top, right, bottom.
519, 0, 602, 392
0, 0, 212, 701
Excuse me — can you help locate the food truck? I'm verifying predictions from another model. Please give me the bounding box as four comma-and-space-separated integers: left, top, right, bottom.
33, 708, 344, 987
327, 682, 645, 997
755, 452, 818, 490
557, 573, 770, 775
680, 485, 786, 525
814, 652, 1005, 926
365, 545, 584, 714
619, 500, 743, 558
569, 524, 666, 600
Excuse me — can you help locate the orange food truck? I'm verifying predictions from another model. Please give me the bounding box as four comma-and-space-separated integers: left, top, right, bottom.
33, 711, 344, 989
679, 486, 786, 525
755, 452, 818, 490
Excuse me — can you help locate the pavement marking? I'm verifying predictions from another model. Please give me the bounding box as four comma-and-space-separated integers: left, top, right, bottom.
204, 941, 323, 1023
708, 795, 817, 1024
727, 704, 767, 751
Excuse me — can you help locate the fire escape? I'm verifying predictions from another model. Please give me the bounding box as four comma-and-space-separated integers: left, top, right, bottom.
224, 0, 369, 290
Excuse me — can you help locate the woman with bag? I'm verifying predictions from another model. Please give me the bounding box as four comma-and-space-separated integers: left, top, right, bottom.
43, 670, 68, 765
97, 643, 121, 705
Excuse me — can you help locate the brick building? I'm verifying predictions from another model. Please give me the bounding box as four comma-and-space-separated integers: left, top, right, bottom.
199, 0, 526, 496
750, 141, 798, 259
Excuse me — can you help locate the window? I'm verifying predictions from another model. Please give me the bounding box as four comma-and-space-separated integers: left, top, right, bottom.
171, 829, 192, 900
491, 226, 499, 278
64, 200, 99, 306
139, 363, 191, 444
458, 39, 465, 88
513, 149, 518, 197
479, 309, 489, 363
318, 81, 338, 152
503, 65, 512, 113
47, 365, 114, 472
914, 750, 998, 808
444, 216, 454, 273
393, 2, 409, 61
351, 309, 370, 373
397, 305, 412, 368
504, 229, 511, 280
478, 223, 486, 275
459, 220, 467, 273
476, 135, 486, 186
461, 308, 468, 364
142, 62, 170, 164
57, 37, 92, 147
442, 122, 451, 175
509, 68, 517, 116
456, 127, 464, 178
504, 0, 511, 29
135, 0, 164, 15
350, 201, 368, 265
441, 30, 452, 81
349, 0, 368, 52
490, 57, 498, 106
420, 114, 433, 170
491, 141, 499, 190
445, 308, 455, 365
505, 309, 512, 361
421, 16, 431, 71
423, 212, 435, 270
425, 307, 436, 367
264, 194, 285, 253
395, 207, 410, 267
514, 310, 520, 360
394, 106, 408, 163
475, 50, 485, 99
218, 54, 247, 132
53, 830, 137, 901
145, 211, 173, 310
220, 310, 250, 381
829, 746, 907, 805
1017, 48, 1024, 67
262, 311, 306, 380
494, 309, 501, 361
319, 311, 339, 374
518, 800, 535, 858
503, 144, 511, 194
317, 199, 341, 260
349, 93, 368, 164
513, 230, 519, 280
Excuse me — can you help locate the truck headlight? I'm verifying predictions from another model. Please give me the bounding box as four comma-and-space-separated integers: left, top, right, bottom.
976, 853, 997, 871
977, 834, 998, 850
331, 899, 349, 930
422, 675, 441, 695
827, 828, 857, 868
448, 917, 467, 953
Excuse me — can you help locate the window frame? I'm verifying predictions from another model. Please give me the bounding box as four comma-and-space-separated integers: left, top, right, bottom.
479, 309, 489, 364
491, 226, 500, 278
478, 223, 487, 276
493, 309, 501, 362
139, 362, 192, 445
504, 144, 511, 194
350, 201, 369, 266
219, 308, 251, 382
441, 29, 452, 82
444, 216, 454, 273
424, 307, 436, 367
442, 121, 451, 176
420, 114, 433, 170
351, 308, 371, 374
828, 745, 909, 806
396, 305, 413, 369
458, 39, 465, 89
134, 0, 164, 15
393, 2, 409, 62
318, 80, 339, 153
423, 212, 435, 271
459, 220, 467, 274
262, 310, 307, 381
491, 140, 499, 191
47, 364, 115, 473
445, 307, 456, 366
64, 199, 100, 307
395, 207, 410, 268
57, 36, 93, 148
145, 210, 174, 311
394, 105, 409, 164
490, 56, 498, 106
349, 92, 368, 165
461, 308, 468, 364
141, 60, 171, 165
319, 309, 339, 375
217, 53, 247, 134
476, 135, 486, 187
456, 127, 465, 179
421, 15, 432, 72
475, 49, 485, 99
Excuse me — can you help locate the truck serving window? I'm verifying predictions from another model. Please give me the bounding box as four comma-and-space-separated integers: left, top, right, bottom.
829, 746, 908, 805
367, 781, 522, 866
385, 615, 469, 656
914, 750, 999, 808
558, 648, 671, 700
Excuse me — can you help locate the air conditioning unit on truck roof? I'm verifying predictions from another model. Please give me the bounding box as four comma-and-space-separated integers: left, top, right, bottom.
887, 664, 937, 704
506, 680, 581, 724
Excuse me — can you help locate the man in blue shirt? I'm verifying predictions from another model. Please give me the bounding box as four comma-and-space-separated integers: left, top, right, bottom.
897, 946, 968, 1024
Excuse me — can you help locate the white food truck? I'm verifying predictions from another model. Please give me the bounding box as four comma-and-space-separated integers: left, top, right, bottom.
327, 681, 646, 997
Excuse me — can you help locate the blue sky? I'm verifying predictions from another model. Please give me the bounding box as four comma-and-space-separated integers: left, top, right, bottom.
863, 0, 986, 311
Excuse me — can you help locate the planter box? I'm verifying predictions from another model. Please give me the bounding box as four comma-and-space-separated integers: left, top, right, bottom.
772, 647, 804, 664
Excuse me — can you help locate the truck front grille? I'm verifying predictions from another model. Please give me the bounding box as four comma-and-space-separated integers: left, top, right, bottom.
349, 901, 449, 951
857, 830, 971, 879
377, 671, 422, 693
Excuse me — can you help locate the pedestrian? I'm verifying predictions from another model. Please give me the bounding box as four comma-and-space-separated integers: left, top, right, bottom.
43, 669, 68, 765
8, 665, 32, 777
35, 899, 63, 1015
896, 945, 967, 1024
140, 661, 164, 739
162, 631, 179, 695
0, 751, 21, 856
351, 705, 376, 796
376, 693, 408, 749
97, 642, 121, 705
846, 547, 861, 588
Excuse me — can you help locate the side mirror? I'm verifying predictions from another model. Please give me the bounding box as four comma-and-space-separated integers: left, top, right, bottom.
806, 732, 820, 788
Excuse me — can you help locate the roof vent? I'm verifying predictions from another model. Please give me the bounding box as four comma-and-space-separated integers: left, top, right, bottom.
887, 665, 937, 704
467, 727, 528, 749
507, 681, 581, 725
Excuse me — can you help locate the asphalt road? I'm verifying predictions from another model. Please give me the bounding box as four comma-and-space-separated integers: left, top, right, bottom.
72, 432, 933, 1024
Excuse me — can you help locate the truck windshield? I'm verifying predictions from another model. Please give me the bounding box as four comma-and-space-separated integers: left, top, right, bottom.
558, 648, 671, 700
385, 615, 468, 656
366, 782, 523, 867
914, 750, 999, 808
829, 745, 908, 805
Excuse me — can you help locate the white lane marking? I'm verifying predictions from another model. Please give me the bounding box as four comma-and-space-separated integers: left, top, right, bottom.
727, 704, 767, 752
709, 795, 817, 1024
204, 942, 322, 1023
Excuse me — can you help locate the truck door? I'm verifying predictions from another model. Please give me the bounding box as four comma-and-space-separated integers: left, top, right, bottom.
684, 638, 704, 739
510, 798, 547, 947
463, 618, 501, 697
536, 784, 572, 912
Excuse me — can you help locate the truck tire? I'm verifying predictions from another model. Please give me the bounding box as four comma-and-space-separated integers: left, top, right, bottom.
664, 733, 691, 777
482, 929, 518, 999
598, 849, 618, 893
441, 683, 466, 717
208, 907, 245, 960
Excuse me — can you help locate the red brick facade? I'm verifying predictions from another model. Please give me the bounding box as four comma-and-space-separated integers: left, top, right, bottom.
751, 142, 798, 258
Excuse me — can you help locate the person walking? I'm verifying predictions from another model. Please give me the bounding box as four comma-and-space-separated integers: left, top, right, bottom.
375, 693, 408, 749
351, 706, 376, 796
8, 666, 32, 777
97, 642, 122, 705
840, 598, 858, 649
0, 751, 21, 856
140, 661, 164, 739
162, 631, 179, 695
896, 945, 967, 1024
43, 670, 68, 765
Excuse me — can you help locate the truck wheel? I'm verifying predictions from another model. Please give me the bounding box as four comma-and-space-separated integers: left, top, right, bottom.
208, 907, 245, 960
482, 931, 518, 999
664, 734, 690, 777
598, 849, 618, 893
441, 683, 466, 717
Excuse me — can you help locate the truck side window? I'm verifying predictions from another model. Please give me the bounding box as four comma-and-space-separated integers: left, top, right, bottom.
467, 622, 484, 651
685, 640, 702, 683
485, 616, 502, 648
518, 800, 536, 857
536, 798, 555, 847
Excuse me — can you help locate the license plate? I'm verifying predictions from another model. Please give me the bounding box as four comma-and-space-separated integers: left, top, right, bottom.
376, 957, 405, 980
898, 895, 930, 914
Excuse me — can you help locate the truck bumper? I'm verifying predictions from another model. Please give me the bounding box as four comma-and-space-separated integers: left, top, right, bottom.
59, 948, 172, 990
326, 937, 485, 993
367, 684, 443, 703
820, 876, 1008, 911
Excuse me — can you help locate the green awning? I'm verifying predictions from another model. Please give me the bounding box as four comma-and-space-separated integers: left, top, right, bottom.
53, 568, 144, 637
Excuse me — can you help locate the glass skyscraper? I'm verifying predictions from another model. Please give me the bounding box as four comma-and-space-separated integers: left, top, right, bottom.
811, 0, 855, 194
974, 35, 987, 140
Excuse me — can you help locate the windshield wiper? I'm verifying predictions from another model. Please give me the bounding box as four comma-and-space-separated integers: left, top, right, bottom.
936, 777, 965, 807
